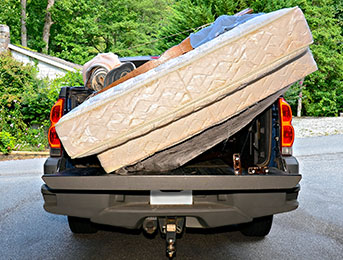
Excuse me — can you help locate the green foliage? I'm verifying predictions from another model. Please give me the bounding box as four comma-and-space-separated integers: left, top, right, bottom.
0, 0, 342, 116
21, 81, 56, 126
0, 52, 47, 151
0, 0, 21, 45
0, 131, 16, 154
0, 52, 37, 134
26, 0, 48, 51
0, 53, 83, 152
156, 0, 215, 51
283, 82, 302, 114
21, 70, 83, 127
300, 0, 343, 116
18, 127, 47, 152
50, 70, 84, 89
49, 0, 172, 64
157, 0, 343, 116
0, 0, 48, 49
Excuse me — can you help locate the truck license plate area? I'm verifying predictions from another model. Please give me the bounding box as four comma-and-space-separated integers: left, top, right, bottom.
150, 190, 193, 205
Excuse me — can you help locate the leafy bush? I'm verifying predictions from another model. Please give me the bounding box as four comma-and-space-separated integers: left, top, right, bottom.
21, 70, 83, 127
0, 131, 16, 154
16, 127, 47, 152
49, 70, 84, 89
284, 82, 302, 115
21, 80, 55, 127
0, 52, 38, 138
0, 52, 83, 152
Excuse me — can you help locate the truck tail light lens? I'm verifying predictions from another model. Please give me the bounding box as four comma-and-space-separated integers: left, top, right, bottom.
48, 98, 65, 155
48, 126, 61, 148
50, 98, 64, 124
279, 98, 294, 155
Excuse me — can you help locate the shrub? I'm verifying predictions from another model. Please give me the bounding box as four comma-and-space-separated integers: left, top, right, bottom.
284, 82, 302, 115
0, 52, 83, 152
0, 131, 16, 154
17, 126, 47, 151
0, 52, 37, 138
50, 70, 84, 89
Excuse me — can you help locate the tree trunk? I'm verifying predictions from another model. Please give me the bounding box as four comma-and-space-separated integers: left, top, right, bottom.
20, 0, 27, 47
42, 0, 55, 53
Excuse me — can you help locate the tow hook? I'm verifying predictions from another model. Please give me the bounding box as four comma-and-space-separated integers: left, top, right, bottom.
159, 217, 185, 258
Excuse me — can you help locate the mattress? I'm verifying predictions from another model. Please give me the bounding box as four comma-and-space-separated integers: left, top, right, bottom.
56, 7, 317, 173
116, 86, 291, 174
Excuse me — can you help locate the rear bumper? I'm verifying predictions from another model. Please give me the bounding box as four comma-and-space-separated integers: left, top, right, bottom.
42, 157, 301, 229
44, 157, 61, 175
41, 183, 300, 229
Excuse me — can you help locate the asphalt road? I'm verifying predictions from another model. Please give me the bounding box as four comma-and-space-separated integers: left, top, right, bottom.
0, 135, 342, 260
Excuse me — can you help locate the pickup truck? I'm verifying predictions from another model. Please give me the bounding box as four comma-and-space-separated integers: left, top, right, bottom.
41, 56, 300, 258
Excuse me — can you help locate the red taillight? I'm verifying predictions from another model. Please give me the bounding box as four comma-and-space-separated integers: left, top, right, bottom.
48, 98, 64, 152
281, 105, 292, 122
283, 125, 295, 145
279, 98, 294, 154
48, 126, 61, 148
50, 98, 64, 124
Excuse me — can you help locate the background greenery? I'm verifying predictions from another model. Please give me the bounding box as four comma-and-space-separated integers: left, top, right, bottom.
0, 0, 342, 152
0, 53, 82, 153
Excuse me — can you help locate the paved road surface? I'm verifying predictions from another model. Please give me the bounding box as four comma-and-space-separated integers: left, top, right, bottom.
0, 135, 342, 259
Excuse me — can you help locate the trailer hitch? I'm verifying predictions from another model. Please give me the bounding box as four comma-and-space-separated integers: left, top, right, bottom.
159, 217, 185, 258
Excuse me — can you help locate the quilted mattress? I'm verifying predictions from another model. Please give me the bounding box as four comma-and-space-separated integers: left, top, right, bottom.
56, 7, 317, 173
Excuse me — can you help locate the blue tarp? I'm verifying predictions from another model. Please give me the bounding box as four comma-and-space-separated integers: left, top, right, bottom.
190, 14, 262, 48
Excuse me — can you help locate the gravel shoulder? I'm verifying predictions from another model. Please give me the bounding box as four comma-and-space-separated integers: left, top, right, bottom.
292, 116, 343, 138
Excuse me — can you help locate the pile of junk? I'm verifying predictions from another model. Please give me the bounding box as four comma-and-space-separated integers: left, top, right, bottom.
55, 7, 317, 174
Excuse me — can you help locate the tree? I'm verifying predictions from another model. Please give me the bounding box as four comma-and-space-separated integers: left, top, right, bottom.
20, 0, 27, 47
299, 0, 343, 116
0, 0, 21, 46
42, 0, 54, 53
48, 0, 171, 64
157, 0, 343, 116
156, 0, 216, 52
0, 0, 342, 116
26, 0, 49, 51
